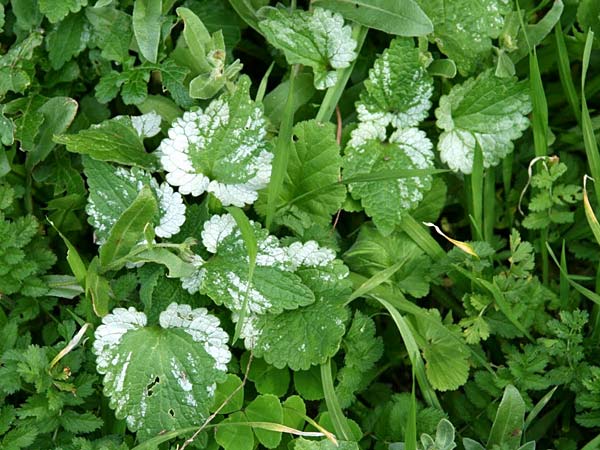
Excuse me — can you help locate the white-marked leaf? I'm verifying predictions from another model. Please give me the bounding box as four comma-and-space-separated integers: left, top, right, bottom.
93, 303, 231, 441
192, 214, 315, 316
351, 37, 433, 147
344, 128, 435, 236
246, 251, 351, 371
84, 158, 186, 245
159, 76, 273, 206
258, 6, 357, 90
416, 0, 510, 76
55, 114, 158, 168
435, 69, 531, 174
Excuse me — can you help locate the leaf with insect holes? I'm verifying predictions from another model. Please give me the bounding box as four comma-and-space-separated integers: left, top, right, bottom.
159, 76, 273, 206
258, 6, 357, 90
84, 155, 186, 245
350, 37, 433, 149
93, 303, 231, 441
435, 69, 531, 174
344, 128, 435, 236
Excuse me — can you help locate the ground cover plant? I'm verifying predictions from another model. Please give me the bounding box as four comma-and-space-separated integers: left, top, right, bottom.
2, 0, 600, 449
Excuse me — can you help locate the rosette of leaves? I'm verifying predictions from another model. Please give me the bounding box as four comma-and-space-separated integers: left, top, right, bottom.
93, 303, 231, 440
159, 76, 273, 207
435, 69, 531, 174
183, 213, 352, 370
84, 158, 186, 246
258, 6, 357, 90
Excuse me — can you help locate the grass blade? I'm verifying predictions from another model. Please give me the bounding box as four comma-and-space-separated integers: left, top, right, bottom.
554, 22, 581, 123
469, 143, 484, 241
320, 359, 354, 441
266, 67, 297, 230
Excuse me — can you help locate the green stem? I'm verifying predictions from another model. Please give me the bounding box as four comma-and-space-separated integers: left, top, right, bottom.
483, 168, 496, 243
469, 144, 484, 241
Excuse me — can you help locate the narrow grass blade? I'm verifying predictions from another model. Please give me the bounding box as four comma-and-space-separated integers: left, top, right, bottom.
483, 168, 496, 243
529, 48, 548, 158
560, 241, 569, 308
470, 143, 484, 241
321, 359, 354, 441
581, 31, 600, 205
266, 67, 297, 230
256, 62, 275, 103
554, 22, 581, 123
547, 243, 600, 306
405, 369, 418, 450
583, 175, 600, 246
399, 215, 446, 259
581, 433, 600, 450
524, 386, 557, 436
375, 296, 441, 409
226, 206, 258, 343
227, 0, 262, 35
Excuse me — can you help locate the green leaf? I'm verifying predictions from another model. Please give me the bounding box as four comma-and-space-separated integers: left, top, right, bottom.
435, 69, 531, 174
215, 411, 255, 450
246, 355, 290, 397
93, 303, 231, 440
245, 395, 283, 448
335, 311, 383, 408
578, 0, 600, 42
344, 129, 435, 236
46, 12, 87, 69
258, 6, 358, 90
86, 257, 111, 317
257, 120, 346, 227
99, 185, 158, 268
39, 0, 87, 23
59, 410, 103, 433
176, 7, 211, 69
57, 115, 158, 168
416, 0, 510, 75
198, 214, 315, 317
84, 157, 185, 245
249, 259, 351, 370
312, 0, 432, 36
293, 438, 359, 450
133, 0, 162, 63
344, 223, 433, 298
28, 96, 78, 169
158, 76, 272, 207
412, 311, 470, 391
487, 385, 526, 450
86, 6, 133, 63
212, 374, 244, 414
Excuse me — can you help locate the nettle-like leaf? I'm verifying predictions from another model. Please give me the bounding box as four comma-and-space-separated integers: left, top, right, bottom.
256, 120, 346, 229
56, 112, 160, 168
84, 156, 186, 245
417, 0, 510, 75
183, 213, 351, 370
258, 6, 357, 90
344, 128, 435, 236
350, 37, 433, 148
247, 255, 352, 370
186, 213, 314, 313
93, 303, 231, 440
159, 76, 273, 207
435, 69, 531, 174
413, 311, 470, 391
